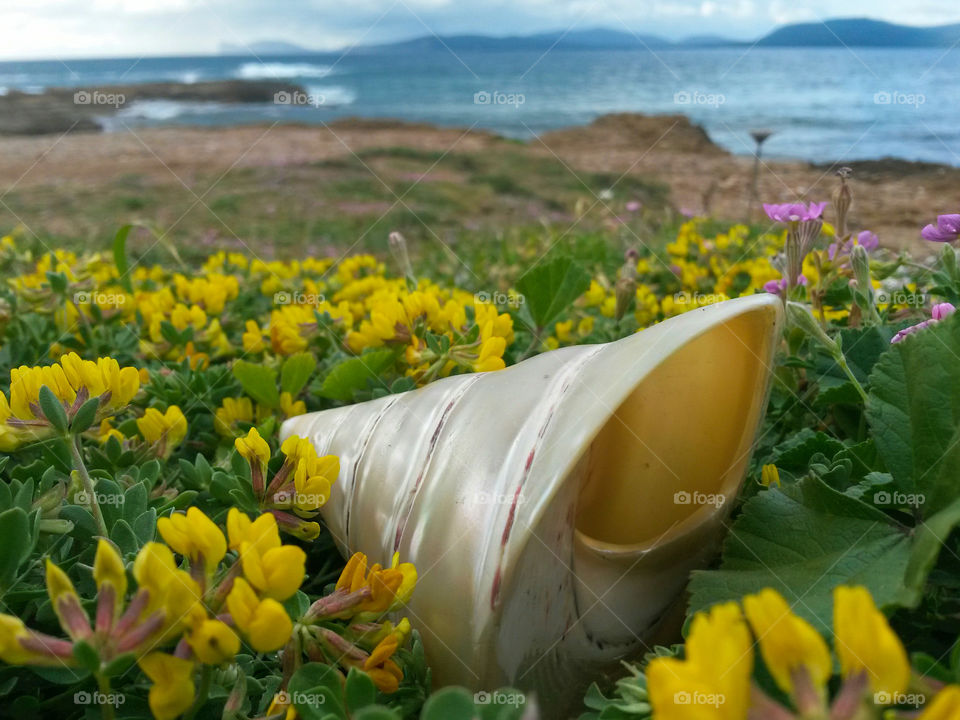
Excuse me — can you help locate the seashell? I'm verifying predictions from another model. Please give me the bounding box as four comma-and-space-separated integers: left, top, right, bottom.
282, 294, 782, 714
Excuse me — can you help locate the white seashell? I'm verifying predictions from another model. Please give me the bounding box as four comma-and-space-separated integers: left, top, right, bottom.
282, 294, 782, 713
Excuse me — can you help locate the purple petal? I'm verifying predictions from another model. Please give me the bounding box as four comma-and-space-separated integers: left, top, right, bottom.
763, 279, 784, 295
856, 230, 879, 251
922, 223, 958, 242
938, 214, 960, 233
932, 302, 956, 321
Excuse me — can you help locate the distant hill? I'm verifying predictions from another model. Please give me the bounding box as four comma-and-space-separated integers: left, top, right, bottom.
224, 19, 960, 56
756, 18, 960, 46
359, 28, 675, 53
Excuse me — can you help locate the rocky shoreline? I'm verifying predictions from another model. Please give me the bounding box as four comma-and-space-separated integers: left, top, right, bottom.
0, 80, 304, 135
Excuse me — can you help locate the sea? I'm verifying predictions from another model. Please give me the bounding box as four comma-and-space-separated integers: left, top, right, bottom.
0, 47, 957, 164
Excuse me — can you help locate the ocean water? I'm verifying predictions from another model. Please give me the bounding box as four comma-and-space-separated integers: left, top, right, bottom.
0, 47, 957, 164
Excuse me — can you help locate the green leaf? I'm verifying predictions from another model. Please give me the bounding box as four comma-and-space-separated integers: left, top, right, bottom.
344, 668, 377, 712
38, 385, 68, 432
288, 663, 345, 720
320, 350, 395, 402
112, 224, 134, 293
281, 352, 317, 396
233, 360, 280, 409
71, 397, 101, 434
688, 476, 911, 632
421, 688, 477, 720
0, 508, 33, 589
899, 497, 960, 607
516, 256, 591, 329
353, 708, 402, 720
72, 640, 100, 672
868, 314, 960, 514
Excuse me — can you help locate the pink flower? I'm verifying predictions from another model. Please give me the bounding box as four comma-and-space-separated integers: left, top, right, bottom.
921, 214, 960, 243
763, 201, 828, 224
829, 230, 879, 261
891, 302, 956, 343
764, 275, 808, 296
626, 200, 642, 212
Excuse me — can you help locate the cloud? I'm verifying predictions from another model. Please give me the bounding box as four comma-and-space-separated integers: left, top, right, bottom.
0, 0, 959, 59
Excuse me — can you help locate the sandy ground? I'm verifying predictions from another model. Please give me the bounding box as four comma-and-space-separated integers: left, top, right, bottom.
0, 114, 956, 251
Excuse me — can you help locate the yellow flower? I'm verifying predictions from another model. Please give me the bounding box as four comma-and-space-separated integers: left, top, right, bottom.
132, 543, 203, 635
226, 508, 278, 551
240, 541, 305, 601
920, 686, 960, 720
363, 631, 403, 693
93, 538, 128, 600
833, 585, 909, 697
157, 508, 227, 574
760, 464, 780, 488
96, 418, 125, 445
279, 391, 306, 418
473, 336, 506, 372
743, 588, 831, 694
235, 427, 271, 468
136, 406, 188, 458
554, 320, 573, 343
647, 602, 753, 720
228, 510, 305, 600
187, 617, 240, 665
0, 614, 33, 664
335, 552, 416, 619
226, 577, 293, 652
214, 396, 255, 437
139, 652, 196, 720
242, 320, 267, 353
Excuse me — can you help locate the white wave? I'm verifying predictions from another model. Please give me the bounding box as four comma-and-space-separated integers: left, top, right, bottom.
114, 99, 229, 121
0, 87, 7, 96
179, 70, 201, 84
235, 62, 333, 79
305, 85, 356, 106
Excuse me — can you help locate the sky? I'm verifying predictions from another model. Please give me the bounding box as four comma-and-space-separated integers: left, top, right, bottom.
2, 0, 960, 60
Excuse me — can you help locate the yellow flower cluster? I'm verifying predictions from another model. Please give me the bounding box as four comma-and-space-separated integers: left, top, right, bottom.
0, 353, 141, 449
646, 585, 950, 720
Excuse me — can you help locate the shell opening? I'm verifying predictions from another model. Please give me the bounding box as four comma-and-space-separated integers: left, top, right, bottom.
575, 310, 773, 549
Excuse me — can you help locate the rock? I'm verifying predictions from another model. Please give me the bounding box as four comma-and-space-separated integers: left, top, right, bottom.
0, 80, 305, 136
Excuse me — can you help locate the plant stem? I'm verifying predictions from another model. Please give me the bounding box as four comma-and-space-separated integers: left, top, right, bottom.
832, 349, 869, 404
97, 673, 115, 720
69, 434, 108, 536
185, 665, 213, 720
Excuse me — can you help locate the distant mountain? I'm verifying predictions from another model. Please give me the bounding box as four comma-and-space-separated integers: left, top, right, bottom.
220, 40, 312, 55
756, 18, 960, 46
223, 19, 960, 57
359, 28, 674, 52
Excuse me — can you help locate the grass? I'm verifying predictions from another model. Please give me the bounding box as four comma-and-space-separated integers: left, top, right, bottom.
0, 142, 672, 268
